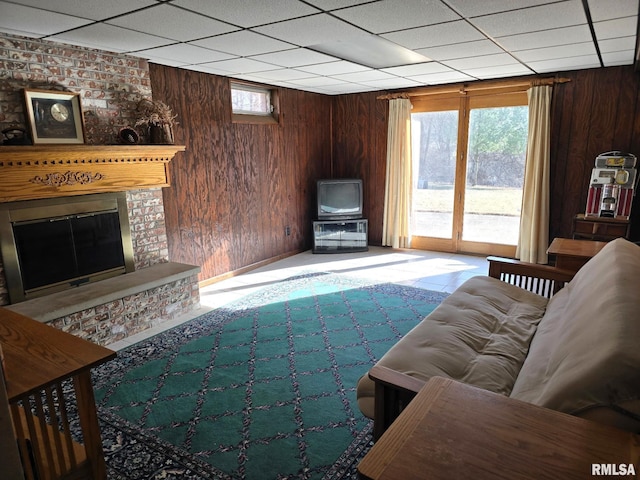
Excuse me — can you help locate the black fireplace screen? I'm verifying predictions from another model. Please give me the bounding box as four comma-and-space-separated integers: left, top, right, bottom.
13, 211, 126, 293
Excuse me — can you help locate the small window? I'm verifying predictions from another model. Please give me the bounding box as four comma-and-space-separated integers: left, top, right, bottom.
230, 81, 279, 124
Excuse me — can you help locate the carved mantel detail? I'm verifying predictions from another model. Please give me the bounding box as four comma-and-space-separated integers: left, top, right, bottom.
30, 171, 104, 187
0, 145, 185, 202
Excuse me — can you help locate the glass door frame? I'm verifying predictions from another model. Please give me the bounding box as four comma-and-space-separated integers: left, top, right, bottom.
410, 90, 528, 258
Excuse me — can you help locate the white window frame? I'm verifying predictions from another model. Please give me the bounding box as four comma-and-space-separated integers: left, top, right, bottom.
230, 81, 279, 124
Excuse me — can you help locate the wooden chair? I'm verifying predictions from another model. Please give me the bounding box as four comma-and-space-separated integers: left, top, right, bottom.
0, 308, 116, 480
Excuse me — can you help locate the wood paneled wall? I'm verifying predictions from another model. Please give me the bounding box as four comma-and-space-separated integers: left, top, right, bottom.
332, 66, 640, 247
331, 92, 389, 246
549, 66, 640, 241
149, 64, 331, 281
151, 64, 639, 282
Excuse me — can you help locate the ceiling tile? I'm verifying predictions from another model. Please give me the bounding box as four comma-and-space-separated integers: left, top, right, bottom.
253, 13, 368, 46
135, 43, 235, 63
381, 62, 452, 76
48, 23, 172, 52
593, 16, 638, 40
249, 48, 336, 68
283, 76, 348, 87
0, 2, 92, 37
416, 40, 505, 61
303, 0, 374, 10
382, 20, 485, 50
106, 4, 238, 42
193, 31, 293, 57
443, 52, 520, 70
251, 68, 316, 81
469, 1, 588, 37
297, 60, 370, 75
331, 70, 399, 82
407, 70, 476, 84
598, 36, 637, 53
357, 77, 424, 89
460, 63, 533, 79
198, 57, 278, 74
515, 42, 597, 63
445, 0, 561, 18
332, 0, 460, 34
4, 0, 156, 21
171, 0, 320, 27
497, 25, 592, 51
601, 50, 635, 66
526, 54, 601, 73
587, 0, 639, 21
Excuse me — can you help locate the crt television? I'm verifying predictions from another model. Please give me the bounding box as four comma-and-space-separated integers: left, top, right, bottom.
316, 179, 363, 220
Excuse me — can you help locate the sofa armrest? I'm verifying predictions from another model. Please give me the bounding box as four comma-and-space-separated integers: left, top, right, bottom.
487, 256, 575, 298
369, 365, 426, 440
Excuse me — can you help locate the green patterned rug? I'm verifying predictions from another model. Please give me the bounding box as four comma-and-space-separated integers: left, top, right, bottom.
93, 272, 448, 479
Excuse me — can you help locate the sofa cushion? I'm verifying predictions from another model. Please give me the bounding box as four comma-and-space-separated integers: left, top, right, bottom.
357, 275, 548, 418
510, 238, 640, 421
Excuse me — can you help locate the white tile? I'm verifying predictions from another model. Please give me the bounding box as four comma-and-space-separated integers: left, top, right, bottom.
0, 2, 92, 37
515, 42, 597, 63
497, 25, 593, 51
443, 52, 521, 70
382, 21, 485, 50
416, 40, 505, 62
593, 16, 638, 40
460, 63, 534, 79
587, 0, 639, 21
5, 0, 156, 21
136, 43, 235, 64
199, 57, 280, 74
250, 48, 341, 68
332, 0, 460, 34
526, 54, 602, 73
49, 23, 172, 53
254, 13, 366, 46
445, 0, 561, 17
382, 62, 452, 77
172, 0, 320, 27
297, 60, 370, 75
193, 31, 294, 57
469, 1, 588, 37
107, 4, 239, 42
407, 71, 476, 84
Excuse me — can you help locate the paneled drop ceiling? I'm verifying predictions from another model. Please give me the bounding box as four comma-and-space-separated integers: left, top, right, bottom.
0, 0, 637, 95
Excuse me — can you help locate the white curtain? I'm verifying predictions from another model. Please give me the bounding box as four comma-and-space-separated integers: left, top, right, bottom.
517, 85, 552, 264
382, 98, 413, 248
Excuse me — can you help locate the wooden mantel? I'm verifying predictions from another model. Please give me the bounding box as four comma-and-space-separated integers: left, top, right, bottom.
0, 144, 186, 202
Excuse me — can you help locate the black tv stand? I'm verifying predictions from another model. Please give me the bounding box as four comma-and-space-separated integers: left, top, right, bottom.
312, 218, 368, 253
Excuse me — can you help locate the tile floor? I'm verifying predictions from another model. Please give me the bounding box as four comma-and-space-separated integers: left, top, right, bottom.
109, 247, 489, 351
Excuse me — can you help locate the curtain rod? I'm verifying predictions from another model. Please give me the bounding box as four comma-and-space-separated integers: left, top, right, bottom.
377, 76, 571, 100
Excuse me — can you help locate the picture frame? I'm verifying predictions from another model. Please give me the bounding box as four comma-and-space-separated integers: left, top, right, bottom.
23, 89, 85, 144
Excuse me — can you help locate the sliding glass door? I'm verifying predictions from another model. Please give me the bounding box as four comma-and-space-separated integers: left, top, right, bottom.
410, 92, 528, 257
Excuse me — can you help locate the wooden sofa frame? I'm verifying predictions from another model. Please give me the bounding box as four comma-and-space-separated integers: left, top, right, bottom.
369, 256, 576, 440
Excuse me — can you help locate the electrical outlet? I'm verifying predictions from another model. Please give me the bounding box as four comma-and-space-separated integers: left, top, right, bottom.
285, 225, 291, 236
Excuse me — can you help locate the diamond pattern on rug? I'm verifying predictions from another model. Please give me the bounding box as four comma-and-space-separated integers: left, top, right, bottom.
94, 273, 449, 479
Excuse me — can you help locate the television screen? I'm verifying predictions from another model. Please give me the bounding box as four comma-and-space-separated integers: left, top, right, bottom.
317, 179, 363, 220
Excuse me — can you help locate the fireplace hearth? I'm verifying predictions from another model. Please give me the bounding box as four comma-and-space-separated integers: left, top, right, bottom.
0, 192, 134, 303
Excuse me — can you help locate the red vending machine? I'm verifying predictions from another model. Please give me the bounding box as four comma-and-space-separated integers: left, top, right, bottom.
585, 151, 637, 219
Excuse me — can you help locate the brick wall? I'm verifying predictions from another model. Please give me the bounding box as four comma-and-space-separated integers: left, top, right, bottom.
127, 188, 170, 269
0, 33, 150, 144
49, 273, 200, 346
0, 33, 199, 343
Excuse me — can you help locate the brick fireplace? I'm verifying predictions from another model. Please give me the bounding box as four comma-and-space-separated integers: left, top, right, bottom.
0, 145, 200, 346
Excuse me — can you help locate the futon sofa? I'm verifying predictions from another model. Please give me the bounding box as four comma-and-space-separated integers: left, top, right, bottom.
357, 238, 640, 439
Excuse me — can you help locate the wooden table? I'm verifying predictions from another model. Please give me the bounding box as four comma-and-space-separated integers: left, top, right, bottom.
0, 307, 116, 480
546, 237, 607, 272
358, 377, 640, 480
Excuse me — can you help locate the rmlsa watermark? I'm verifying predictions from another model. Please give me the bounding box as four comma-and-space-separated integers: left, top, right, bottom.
591, 464, 636, 476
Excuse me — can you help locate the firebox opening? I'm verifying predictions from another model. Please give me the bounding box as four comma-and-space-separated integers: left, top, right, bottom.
0, 192, 135, 304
